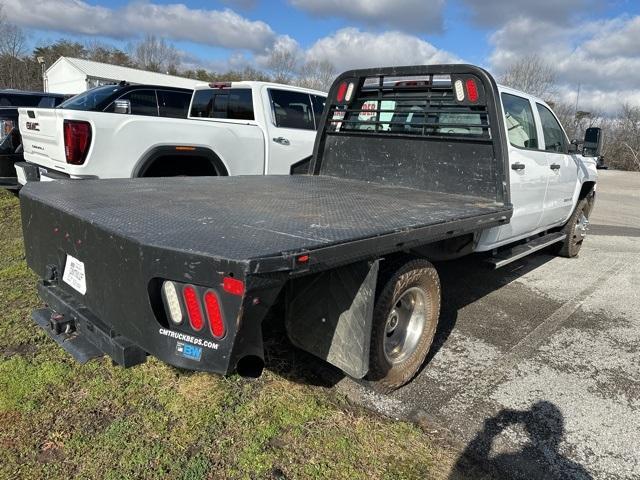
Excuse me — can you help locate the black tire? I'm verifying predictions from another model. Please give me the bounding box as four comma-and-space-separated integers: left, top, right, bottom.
367, 259, 441, 392
556, 197, 590, 258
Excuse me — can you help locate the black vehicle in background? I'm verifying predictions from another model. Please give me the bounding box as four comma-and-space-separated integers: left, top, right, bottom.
0, 90, 67, 192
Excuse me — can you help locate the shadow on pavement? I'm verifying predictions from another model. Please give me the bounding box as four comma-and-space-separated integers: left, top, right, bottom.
424, 251, 556, 365
449, 401, 592, 480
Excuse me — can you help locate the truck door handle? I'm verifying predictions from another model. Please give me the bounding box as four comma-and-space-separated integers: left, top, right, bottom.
550, 163, 561, 170
272, 137, 290, 146
511, 162, 525, 171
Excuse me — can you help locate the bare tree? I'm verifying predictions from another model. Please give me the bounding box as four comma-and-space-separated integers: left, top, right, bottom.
85, 40, 133, 67
499, 55, 557, 100
129, 35, 180, 73
601, 104, 640, 171
0, 8, 31, 89
297, 60, 335, 92
266, 48, 297, 84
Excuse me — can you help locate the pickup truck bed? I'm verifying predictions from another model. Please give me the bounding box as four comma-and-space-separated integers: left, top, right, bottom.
22, 175, 510, 272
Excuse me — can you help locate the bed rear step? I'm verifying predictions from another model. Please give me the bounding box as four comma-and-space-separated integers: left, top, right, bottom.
487, 232, 566, 269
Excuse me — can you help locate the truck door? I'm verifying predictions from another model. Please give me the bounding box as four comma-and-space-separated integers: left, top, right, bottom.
496, 93, 549, 242
535, 102, 579, 226
264, 89, 323, 174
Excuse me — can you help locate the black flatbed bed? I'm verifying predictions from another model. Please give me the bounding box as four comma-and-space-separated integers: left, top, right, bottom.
23, 175, 511, 273
20, 64, 516, 378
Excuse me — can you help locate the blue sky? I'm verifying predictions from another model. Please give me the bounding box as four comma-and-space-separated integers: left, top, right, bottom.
5, 0, 640, 112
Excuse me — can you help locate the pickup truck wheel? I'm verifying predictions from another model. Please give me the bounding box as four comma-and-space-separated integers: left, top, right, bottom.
367, 259, 440, 392
556, 197, 590, 258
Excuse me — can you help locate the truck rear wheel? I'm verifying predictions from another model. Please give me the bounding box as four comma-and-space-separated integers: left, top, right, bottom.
367, 259, 440, 392
556, 197, 590, 258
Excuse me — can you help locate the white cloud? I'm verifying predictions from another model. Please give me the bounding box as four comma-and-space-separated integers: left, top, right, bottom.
461, 0, 591, 27
489, 15, 640, 114
3, 0, 276, 52
289, 0, 444, 33
304, 28, 461, 72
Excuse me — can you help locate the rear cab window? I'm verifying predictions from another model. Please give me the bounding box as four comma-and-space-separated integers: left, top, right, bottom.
269, 90, 315, 130
501, 93, 538, 149
190, 88, 254, 120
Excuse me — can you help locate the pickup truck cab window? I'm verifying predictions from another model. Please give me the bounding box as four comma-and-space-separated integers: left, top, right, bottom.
157, 90, 191, 119
60, 85, 122, 111
311, 94, 326, 127
105, 89, 158, 116
536, 103, 567, 153
190, 88, 254, 120
501, 93, 538, 149
269, 89, 315, 130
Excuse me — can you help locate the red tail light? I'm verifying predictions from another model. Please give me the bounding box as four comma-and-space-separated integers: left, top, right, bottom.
182, 285, 204, 331
223, 277, 244, 296
204, 291, 225, 339
465, 79, 479, 103
63, 120, 92, 165
336, 82, 348, 103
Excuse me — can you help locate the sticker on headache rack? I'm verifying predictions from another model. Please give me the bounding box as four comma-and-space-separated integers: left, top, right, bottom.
176, 341, 202, 361
158, 328, 219, 350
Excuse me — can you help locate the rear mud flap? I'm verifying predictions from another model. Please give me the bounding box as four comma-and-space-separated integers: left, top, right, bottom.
285, 260, 379, 378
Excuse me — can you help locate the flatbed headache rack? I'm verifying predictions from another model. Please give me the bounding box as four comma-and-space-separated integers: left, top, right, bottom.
21, 64, 513, 380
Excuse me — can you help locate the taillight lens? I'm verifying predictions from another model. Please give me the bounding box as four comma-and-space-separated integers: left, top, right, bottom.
336, 82, 348, 102
454, 79, 465, 102
223, 277, 244, 296
182, 285, 204, 331
204, 291, 225, 339
162, 281, 183, 324
465, 79, 479, 102
63, 120, 92, 165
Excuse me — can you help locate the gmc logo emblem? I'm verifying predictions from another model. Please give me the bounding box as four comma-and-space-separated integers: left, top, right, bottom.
26, 121, 40, 131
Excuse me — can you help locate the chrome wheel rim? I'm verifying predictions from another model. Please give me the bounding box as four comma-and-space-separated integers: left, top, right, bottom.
576, 212, 589, 240
383, 287, 427, 364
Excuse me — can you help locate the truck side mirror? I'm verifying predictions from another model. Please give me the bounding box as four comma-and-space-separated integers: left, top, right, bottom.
582, 127, 603, 157
113, 99, 131, 115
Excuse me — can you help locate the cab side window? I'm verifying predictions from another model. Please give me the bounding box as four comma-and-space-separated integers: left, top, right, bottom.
105, 89, 158, 116
157, 90, 191, 118
536, 103, 567, 153
270, 90, 315, 130
501, 93, 538, 149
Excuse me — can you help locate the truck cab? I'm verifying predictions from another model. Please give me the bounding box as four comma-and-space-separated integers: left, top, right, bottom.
476, 85, 598, 252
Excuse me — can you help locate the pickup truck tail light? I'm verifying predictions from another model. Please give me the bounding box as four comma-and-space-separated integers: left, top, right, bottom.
183, 285, 204, 331
63, 120, 92, 165
465, 79, 479, 103
162, 281, 183, 324
204, 291, 225, 339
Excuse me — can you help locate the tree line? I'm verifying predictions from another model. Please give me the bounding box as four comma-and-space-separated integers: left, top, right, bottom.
0, 12, 637, 171
498, 55, 639, 171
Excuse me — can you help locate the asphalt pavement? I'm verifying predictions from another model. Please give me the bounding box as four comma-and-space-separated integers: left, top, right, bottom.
338, 169, 640, 479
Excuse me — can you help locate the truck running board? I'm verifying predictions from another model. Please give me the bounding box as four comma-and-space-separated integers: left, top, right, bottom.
487, 232, 567, 269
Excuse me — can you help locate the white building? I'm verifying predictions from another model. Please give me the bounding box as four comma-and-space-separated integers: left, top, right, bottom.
45, 56, 202, 94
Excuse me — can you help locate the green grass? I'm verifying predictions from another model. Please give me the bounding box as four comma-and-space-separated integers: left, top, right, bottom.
0, 190, 457, 479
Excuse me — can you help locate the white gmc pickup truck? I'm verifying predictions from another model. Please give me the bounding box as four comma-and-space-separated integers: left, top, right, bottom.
17, 81, 326, 184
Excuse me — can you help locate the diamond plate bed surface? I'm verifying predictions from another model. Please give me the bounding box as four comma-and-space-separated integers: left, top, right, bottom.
21, 175, 510, 261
